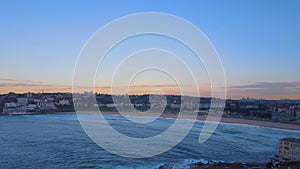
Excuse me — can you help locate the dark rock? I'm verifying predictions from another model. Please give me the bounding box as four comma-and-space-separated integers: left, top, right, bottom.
189, 162, 266, 169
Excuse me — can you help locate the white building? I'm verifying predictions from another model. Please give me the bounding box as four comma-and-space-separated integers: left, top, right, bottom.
4, 102, 17, 109
58, 99, 70, 106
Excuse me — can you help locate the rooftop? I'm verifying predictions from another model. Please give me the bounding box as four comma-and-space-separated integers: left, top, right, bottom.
280, 137, 300, 143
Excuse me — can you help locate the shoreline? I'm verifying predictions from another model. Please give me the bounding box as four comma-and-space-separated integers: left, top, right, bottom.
2, 111, 300, 131
95, 111, 300, 131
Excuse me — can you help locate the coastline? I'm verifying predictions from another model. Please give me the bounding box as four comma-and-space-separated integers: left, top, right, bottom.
97, 111, 300, 131
2, 111, 300, 131
218, 116, 300, 131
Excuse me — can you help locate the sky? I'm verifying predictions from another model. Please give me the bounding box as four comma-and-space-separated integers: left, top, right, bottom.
0, 0, 300, 99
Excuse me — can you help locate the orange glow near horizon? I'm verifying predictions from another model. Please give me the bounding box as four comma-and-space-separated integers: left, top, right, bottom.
1, 85, 300, 100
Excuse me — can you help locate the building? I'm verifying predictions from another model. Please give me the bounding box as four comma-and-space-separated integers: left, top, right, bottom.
279, 138, 300, 161
4, 102, 17, 109
17, 98, 28, 107
58, 99, 70, 106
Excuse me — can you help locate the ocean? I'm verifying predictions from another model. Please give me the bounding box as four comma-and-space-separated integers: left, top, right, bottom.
0, 114, 299, 169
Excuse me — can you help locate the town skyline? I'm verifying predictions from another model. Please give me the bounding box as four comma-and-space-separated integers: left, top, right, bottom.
1, 90, 300, 101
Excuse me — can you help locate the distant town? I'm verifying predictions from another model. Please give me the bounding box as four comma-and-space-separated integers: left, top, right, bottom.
1, 92, 300, 124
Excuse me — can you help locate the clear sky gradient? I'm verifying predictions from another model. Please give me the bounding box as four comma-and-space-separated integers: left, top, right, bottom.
1, 0, 300, 99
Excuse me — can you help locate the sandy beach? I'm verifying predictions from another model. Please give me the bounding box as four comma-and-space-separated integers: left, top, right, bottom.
173, 114, 299, 131
74, 111, 300, 131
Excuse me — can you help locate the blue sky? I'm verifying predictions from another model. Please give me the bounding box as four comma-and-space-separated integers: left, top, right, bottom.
1, 0, 300, 99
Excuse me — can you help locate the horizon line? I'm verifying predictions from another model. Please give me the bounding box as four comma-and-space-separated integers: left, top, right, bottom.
1, 91, 300, 101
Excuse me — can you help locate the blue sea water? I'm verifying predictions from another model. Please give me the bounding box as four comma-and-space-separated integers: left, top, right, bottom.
0, 114, 299, 169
